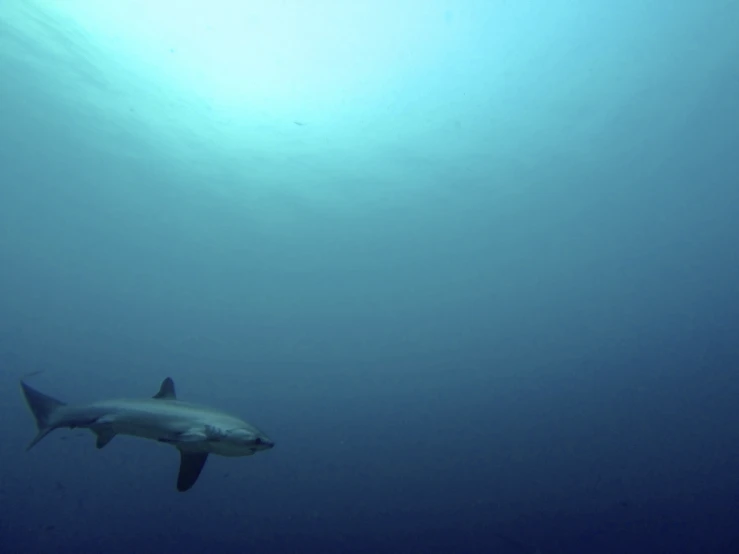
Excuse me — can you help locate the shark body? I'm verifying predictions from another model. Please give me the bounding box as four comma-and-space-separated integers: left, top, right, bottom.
20, 376, 274, 491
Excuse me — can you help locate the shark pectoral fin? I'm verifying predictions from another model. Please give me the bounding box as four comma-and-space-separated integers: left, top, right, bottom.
153, 377, 177, 400
94, 430, 117, 449
177, 451, 209, 492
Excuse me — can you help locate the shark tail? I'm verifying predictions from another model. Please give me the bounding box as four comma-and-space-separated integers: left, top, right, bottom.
20, 380, 67, 450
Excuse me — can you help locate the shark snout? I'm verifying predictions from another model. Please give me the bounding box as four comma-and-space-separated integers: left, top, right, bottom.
257, 436, 275, 449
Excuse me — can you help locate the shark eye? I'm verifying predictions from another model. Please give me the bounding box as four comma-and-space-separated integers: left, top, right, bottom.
254, 437, 263, 445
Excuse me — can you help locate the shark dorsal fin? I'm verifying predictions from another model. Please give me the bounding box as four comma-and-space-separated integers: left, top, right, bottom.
153, 377, 176, 400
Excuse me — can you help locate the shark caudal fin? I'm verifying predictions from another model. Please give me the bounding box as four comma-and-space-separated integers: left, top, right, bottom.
20, 380, 67, 450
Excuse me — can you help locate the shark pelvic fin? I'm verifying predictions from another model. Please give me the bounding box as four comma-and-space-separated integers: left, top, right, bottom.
153, 377, 176, 400
177, 450, 209, 492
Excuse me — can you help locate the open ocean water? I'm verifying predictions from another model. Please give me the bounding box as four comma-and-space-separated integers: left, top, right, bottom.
1, 1, 739, 552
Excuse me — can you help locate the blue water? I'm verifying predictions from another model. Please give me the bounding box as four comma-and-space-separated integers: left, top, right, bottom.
2, 1, 739, 552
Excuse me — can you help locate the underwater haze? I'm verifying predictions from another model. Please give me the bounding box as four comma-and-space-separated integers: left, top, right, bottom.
2, 0, 739, 552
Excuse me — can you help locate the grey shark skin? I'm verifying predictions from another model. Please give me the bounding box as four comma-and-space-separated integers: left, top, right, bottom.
20, 377, 274, 492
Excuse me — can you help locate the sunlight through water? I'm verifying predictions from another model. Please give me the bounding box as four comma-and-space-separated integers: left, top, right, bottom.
2, 0, 481, 206
40, 0, 449, 115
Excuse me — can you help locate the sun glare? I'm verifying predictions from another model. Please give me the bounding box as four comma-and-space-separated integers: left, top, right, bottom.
43, 0, 439, 113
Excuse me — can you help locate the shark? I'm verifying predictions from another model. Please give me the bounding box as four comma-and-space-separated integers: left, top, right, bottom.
20, 376, 275, 492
